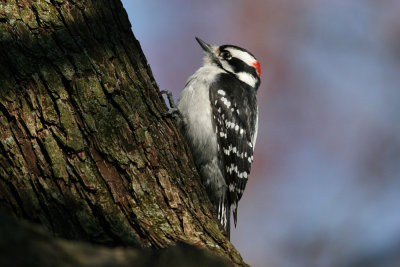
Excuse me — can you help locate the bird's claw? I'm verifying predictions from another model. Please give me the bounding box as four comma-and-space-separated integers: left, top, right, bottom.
161, 90, 177, 109
160, 90, 183, 122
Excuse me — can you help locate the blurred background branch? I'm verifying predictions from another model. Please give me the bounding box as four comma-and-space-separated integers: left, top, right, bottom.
0, 212, 231, 267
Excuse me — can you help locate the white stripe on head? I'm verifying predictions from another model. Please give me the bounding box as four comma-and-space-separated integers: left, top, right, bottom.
220, 58, 257, 86
225, 47, 257, 66
220, 60, 234, 74
236, 72, 257, 87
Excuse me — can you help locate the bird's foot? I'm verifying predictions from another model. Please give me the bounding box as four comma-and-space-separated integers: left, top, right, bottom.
161, 90, 183, 121
161, 90, 177, 109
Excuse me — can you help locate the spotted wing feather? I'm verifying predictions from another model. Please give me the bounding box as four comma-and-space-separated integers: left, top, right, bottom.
209, 73, 258, 227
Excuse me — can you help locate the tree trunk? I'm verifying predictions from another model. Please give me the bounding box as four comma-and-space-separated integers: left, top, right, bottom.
0, 0, 246, 265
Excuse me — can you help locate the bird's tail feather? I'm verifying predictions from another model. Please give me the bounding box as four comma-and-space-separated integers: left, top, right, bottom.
217, 199, 230, 239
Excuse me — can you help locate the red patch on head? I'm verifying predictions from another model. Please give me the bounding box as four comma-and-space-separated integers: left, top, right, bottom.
252, 61, 261, 77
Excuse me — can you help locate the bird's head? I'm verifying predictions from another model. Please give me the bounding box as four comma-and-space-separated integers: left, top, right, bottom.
196, 37, 261, 89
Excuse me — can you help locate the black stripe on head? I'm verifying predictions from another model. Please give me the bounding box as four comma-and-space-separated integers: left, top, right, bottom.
219, 45, 258, 60
228, 58, 259, 80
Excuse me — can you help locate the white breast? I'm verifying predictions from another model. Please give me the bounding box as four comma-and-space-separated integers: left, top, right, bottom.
177, 65, 223, 164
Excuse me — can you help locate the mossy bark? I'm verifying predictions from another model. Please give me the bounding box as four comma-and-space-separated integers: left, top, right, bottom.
0, 0, 246, 266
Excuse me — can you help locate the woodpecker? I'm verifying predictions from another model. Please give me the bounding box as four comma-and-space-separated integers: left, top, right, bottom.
164, 37, 260, 238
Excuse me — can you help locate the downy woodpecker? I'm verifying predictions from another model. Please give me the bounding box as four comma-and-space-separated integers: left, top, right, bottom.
165, 37, 260, 238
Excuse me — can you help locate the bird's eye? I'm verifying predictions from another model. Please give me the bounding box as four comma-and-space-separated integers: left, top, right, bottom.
219, 51, 232, 60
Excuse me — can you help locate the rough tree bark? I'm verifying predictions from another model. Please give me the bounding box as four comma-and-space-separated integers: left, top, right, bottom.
0, 0, 247, 266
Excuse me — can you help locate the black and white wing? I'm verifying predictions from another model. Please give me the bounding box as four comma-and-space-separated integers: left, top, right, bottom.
210, 74, 258, 228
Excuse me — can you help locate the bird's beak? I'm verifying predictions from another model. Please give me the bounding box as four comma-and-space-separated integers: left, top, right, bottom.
195, 37, 213, 54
